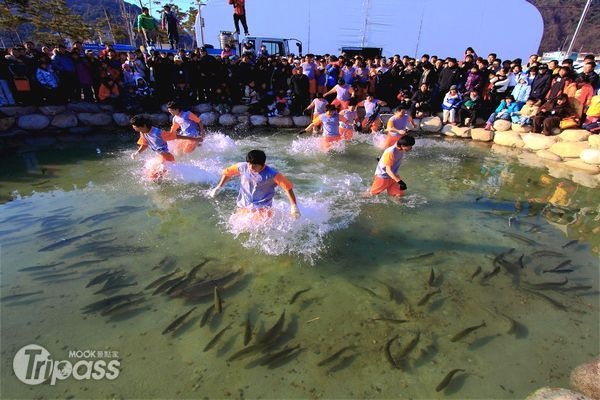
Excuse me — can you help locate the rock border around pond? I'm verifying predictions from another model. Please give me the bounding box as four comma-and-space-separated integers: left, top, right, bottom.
1, 104, 599, 180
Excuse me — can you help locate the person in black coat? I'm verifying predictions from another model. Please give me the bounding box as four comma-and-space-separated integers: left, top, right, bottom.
530, 64, 552, 100
436, 58, 460, 108
410, 83, 432, 118
289, 66, 309, 116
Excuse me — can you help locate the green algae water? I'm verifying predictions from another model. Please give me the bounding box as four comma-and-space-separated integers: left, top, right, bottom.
1, 131, 599, 399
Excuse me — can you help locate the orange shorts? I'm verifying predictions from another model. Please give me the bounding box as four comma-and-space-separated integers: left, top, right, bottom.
340, 127, 353, 140
308, 79, 317, 96
173, 139, 199, 155
158, 152, 175, 163
322, 135, 341, 150
331, 98, 349, 110
370, 176, 404, 196
236, 207, 273, 222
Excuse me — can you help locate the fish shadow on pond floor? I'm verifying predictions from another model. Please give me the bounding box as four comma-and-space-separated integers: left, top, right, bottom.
413, 339, 440, 370
427, 297, 447, 312
327, 353, 359, 374
208, 307, 227, 330
467, 334, 501, 351
172, 315, 201, 339
297, 296, 325, 312
216, 332, 239, 358
4, 297, 48, 307
105, 305, 152, 323
442, 372, 468, 396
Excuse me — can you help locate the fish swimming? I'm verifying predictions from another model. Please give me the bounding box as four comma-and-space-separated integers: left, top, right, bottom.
289, 288, 311, 304
417, 289, 441, 306
436, 369, 466, 392
317, 346, 356, 367
203, 323, 233, 352
450, 322, 486, 342
162, 306, 197, 335
214, 286, 222, 314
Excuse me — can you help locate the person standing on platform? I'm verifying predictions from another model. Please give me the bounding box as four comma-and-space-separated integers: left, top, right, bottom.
229, 0, 249, 36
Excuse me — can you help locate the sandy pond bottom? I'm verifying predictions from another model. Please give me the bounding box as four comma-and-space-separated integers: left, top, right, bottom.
0, 132, 598, 399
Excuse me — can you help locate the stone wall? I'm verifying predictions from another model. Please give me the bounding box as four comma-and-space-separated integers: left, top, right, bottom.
1, 104, 599, 185
0, 102, 312, 154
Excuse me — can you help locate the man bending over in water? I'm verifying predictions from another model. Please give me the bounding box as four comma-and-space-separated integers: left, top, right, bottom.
370, 135, 415, 197
209, 150, 300, 219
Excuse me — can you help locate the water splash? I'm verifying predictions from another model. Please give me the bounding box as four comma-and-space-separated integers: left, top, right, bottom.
288, 135, 346, 156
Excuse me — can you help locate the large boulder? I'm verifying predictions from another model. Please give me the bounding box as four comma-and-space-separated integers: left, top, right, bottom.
559, 129, 590, 142
17, 114, 50, 130
249, 115, 268, 126
419, 116, 442, 132
380, 113, 393, 126
493, 119, 512, 132
442, 124, 471, 138
588, 135, 600, 149
38, 105, 66, 116
580, 148, 600, 165
231, 105, 249, 114
570, 357, 600, 399
0, 117, 15, 131
564, 160, 600, 174
51, 113, 78, 129
98, 104, 114, 113
536, 149, 563, 161
512, 123, 532, 133
77, 112, 113, 126
193, 103, 213, 114
523, 133, 559, 151
268, 116, 294, 127
200, 111, 218, 126
471, 128, 494, 142
67, 102, 101, 113
219, 113, 237, 126
292, 115, 311, 127
526, 387, 593, 400
549, 141, 590, 159
494, 131, 524, 147
0, 105, 37, 116
113, 113, 131, 127
68, 126, 93, 135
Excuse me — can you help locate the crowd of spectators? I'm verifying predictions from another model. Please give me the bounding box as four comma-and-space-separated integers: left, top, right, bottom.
0, 41, 598, 133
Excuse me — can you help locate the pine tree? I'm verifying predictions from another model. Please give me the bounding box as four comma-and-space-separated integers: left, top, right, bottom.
27, 0, 90, 44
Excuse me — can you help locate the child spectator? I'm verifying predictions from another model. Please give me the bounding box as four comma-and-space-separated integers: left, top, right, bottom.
511, 97, 540, 126
442, 85, 462, 125
485, 94, 521, 130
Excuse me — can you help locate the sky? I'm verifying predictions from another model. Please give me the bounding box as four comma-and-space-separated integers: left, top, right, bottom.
126, 0, 545, 60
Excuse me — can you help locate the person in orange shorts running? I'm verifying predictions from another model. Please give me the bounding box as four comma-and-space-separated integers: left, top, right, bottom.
304, 104, 341, 149
324, 78, 354, 110
382, 106, 414, 148
130, 114, 197, 180
370, 135, 415, 197
339, 100, 359, 140
209, 149, 300, 219
166, 101, 206, 155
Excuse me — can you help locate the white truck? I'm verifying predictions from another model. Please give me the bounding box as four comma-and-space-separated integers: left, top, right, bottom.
208, 32, 303, 58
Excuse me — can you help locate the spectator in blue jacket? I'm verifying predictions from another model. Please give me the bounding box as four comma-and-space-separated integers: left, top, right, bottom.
442, 85, 462, 125
511, 76, 532, 107
485, 94, 521, 130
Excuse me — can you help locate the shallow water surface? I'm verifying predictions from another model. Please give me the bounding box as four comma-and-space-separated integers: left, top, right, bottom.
1, 131, 598, 399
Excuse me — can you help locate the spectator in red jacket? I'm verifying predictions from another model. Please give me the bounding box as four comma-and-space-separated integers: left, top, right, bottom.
229, 0, 249, 36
